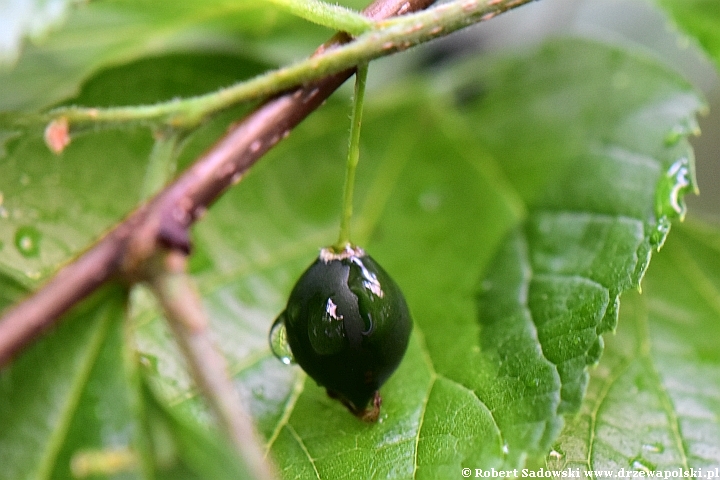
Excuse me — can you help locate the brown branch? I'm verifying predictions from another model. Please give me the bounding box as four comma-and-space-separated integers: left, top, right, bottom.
149, 251, 275, 480
0, 0, 436, 367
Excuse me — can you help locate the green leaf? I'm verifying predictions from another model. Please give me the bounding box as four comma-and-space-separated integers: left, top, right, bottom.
0, 123, 151, 282
0, 4, 708, 474
0, 284, 132, 480
130, 38, 705, 476
546, 220, 720, 472
655, 0, 720, 70
450, 39, 704, 463
141, 375, 259, 480
0, 280, 259, 479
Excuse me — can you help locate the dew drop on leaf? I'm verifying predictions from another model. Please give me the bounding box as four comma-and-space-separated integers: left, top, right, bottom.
418, 190, 441, 212
251, 386, 265, 400
14, 225, 41, 257
650, 216, 671, 250
655, 158, 694, 220
547, 446, 565, 469
25, 270, 41, 280
630, 456, 656, 473
139, 353, 159, 374
269, 314, 295, 365
642, 442, 664, 454
664, 127, 684, 146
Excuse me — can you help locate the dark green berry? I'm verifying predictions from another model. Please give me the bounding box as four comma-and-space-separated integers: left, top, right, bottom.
271, 245, 412, 421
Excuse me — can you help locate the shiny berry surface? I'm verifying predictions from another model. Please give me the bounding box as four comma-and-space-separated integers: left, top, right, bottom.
272, 246, 412, 420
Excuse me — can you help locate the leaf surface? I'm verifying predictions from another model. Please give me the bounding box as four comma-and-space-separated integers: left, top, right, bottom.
547, 220, 720, 472
132, 39, 705, 475
655, 0, 720, 69
450, 39, 704, 463
0, 281, 259, 479
0, 285, 131, 480
0, 16, 709, 477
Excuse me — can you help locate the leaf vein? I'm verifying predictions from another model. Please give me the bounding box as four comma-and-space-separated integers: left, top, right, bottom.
412, 327, 437, 480
641, 357, 691, 470
585, 358, 634, 469
532, 208, 645, 226
355, 124, 415, 244
36, 304, 115, 480
197, 226, 337, 298
638, 256, 691, 470
435, 372, 504, 442
286, 423, 322, 480
264, 372, 306, 456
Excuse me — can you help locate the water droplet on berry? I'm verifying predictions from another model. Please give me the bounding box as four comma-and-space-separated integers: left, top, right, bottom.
269, 314, 295, 365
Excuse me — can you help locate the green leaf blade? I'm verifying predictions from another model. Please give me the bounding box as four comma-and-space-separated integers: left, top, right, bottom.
144, 38, 703, 475
430, 38, 704, 466
1, 0, 714, 476
3, 31, 704, 478
0, 285, 131, 480
548, 220, 720, 472
0, 51, 269, 285
655, 0, 720, 70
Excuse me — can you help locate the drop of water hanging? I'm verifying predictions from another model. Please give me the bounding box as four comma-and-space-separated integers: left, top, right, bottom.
269, 314, 295, 365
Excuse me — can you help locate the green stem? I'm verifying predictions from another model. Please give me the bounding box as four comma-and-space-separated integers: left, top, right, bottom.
25, 0, 533, 132
263, 0, 373, 34
140, 130, 182, 201
335, 63, 369, 250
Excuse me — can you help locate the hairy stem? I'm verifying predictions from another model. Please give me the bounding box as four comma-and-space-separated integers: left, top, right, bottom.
263, 0, 373, 34
336, 63, 369, 250
25, 0, 534, 133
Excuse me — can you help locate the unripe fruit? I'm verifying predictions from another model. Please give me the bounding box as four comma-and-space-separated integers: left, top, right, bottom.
271, 245, 412, 421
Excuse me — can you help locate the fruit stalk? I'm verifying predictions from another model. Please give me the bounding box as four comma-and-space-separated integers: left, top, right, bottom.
336, 62, 369, 250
